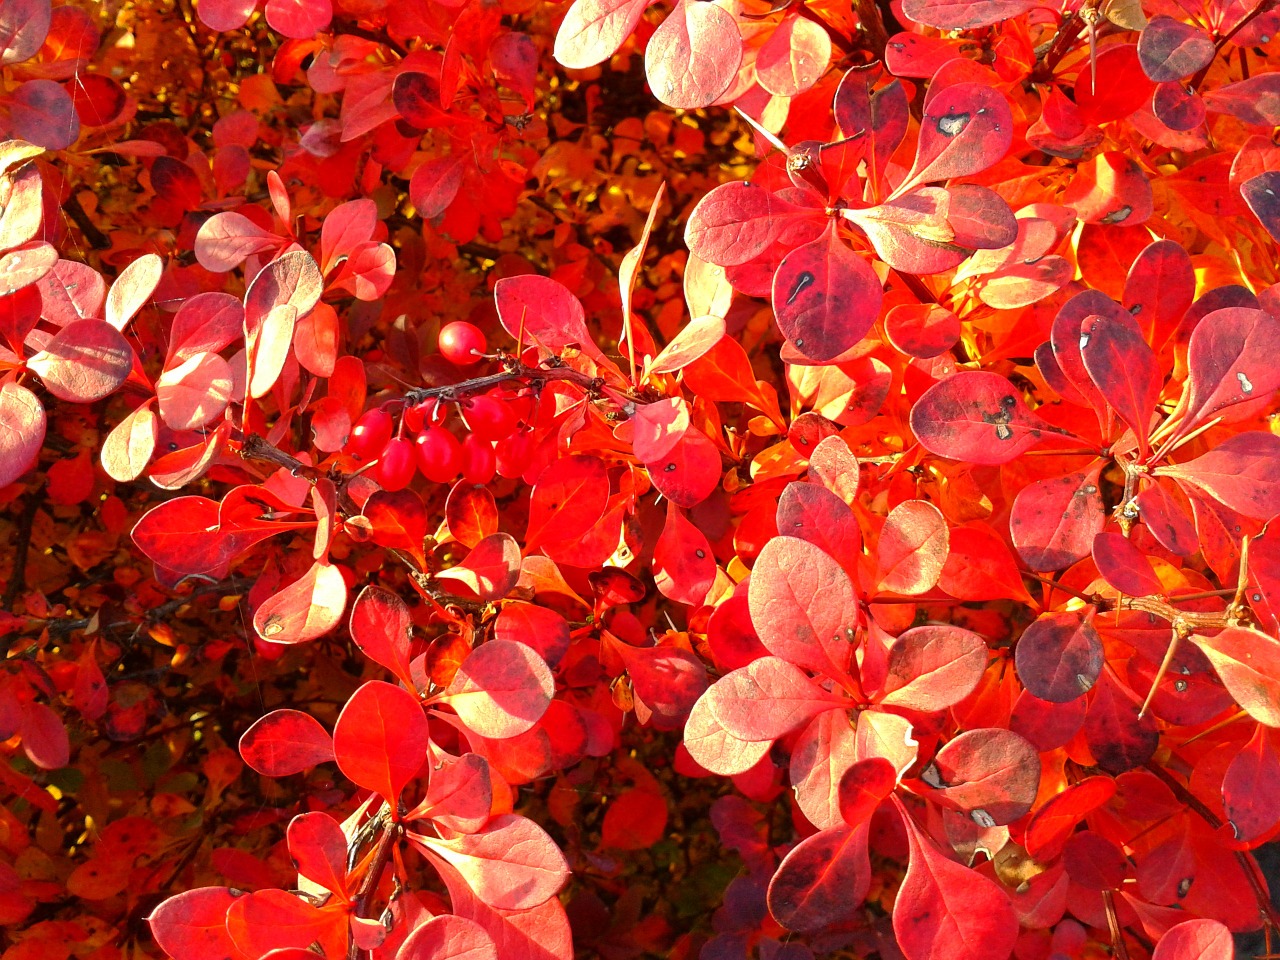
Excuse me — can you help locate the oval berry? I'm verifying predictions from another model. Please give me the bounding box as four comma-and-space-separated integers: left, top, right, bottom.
375, 437, 416, 491
415, 427, 463, 483
344, 408, 393, 462
497, 427, 536, 479
438, 321, 486, 366
462, 434, 497, 485
463, 394, 516, 442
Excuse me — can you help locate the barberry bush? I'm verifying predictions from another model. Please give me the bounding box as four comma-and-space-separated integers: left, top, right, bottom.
2, 0, 1280, 956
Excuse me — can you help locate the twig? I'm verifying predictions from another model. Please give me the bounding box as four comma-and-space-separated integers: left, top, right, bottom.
62, 193, 111, 250
2, 493, 40, 611
351, 818, 402, 960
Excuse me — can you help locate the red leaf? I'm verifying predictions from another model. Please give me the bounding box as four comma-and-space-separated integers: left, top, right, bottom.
0, 0, 51, 65
1179, 307, 1280, 431
1137, 16, 1215, 82
876, 499, 949, 595
1157, 432, 1280, 520
879, 625, 987, 712
493, 602, 571, 669
937, 522, 1031, 602
287, 812, 349, 899
892, 802, 1018, 960
837, 757, 897, 826
156, 352, 234, 430
648, 314, 726, 375
446, 482, 498, 549
413, 814, 569, 911
148, 887, 244, 960
1010, 463, 1105, 572
910, 371, 1045, 464
653, 502, 716, 606
524, 454, 608, 550
900, 83, 1013, 191
263, 0, 331, 38
707, 656, 843, 741
11, 79, 79, 150
20, 701, 68, 769
776, 480, 860, 571
806, 434, 860, 505
444, 639, 554, 739
196, 0, 256, 30
492, 276, 609, 366
239, 709, 334, 776
332, 681, 429, 801
900, 0, 1035, 29
349, 585, 414, 684
601, 787, 669, 850
195, 212, 282, 272
1014, 611, 1103, 703
682, 693, 773, 775
105, 253, 162, 331
407, 751, 493, 832
791, 708, 860, 829
756, 13, 831, 98
1151, 919, 1234, 960
167, 292, 245, 365
1083, 671, 1159, 773
0, 381, 44, 487
1189, 625, 1280, 727
553, 0, 653, 70
644, 0, 740, 109
766, 821, 871, 932
397, 915, 498, 960
685, 182, 807, 267
1222, 725, 1280, 842
434, 532, 522, 602
644, 427, 722, 507
1092, 532, 1164, 597
885, 303, 960, 359
1024, 776, 1116, 858
253, 560, 347, 643
1079, 311, 1160, 458
748, 535, 859, 678
920, 728, 1040, 826
28, 318, 132, 403
772, 228, 881, 362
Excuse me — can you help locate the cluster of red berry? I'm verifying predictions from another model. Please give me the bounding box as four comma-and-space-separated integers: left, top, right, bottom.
340, 323, 539, 490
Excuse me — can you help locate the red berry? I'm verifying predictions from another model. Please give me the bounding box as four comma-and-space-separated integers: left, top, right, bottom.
438, 322, 486, 366
496, 427, 536, 479
461, 434, 497, 485
375, 437, 416, 491
403, 398, 437, 434
414, 427, 463, 483
344, 408, 393, 461
462, 394, 516, 442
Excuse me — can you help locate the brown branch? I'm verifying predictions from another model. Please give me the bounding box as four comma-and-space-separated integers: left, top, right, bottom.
351, 818, 402, 960
2, 493, 40, 611
62, 193, 111, 250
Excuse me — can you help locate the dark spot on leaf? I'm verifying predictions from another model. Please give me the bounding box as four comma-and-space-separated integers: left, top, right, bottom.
1174, 679, 1188, 692
787, 271, 816, 305
664, 462, 677, 472
935, 111, 970, 137
695, 549, 706, 558
1101, 205, 1133, 224
1130, 303, 1142, 314
971, 808, 997, 828
1177, 876, 1193, 898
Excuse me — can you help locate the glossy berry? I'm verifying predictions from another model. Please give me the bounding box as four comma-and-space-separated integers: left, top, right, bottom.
461, 433, 497, 485
375, 437, 416, 491
438, 321, 486, 366
402, 398, 437, 434
496, 427, 536, 479
414, 426, 463, 483
344, 408, 393, 461
462, 394, 516, 442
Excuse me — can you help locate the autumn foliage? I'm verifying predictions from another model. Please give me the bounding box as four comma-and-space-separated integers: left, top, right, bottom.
4, 0, 1280, 957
